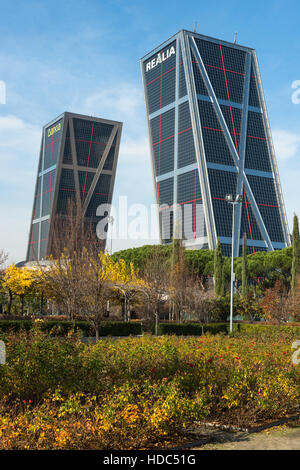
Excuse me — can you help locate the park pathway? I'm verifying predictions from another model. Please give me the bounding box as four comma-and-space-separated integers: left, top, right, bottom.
191, 425, 300, 450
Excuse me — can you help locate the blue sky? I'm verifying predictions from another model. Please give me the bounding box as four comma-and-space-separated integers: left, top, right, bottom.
0, 0, 299, 262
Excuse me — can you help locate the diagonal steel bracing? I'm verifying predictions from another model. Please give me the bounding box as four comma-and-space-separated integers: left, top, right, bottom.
189, 35, 273, 252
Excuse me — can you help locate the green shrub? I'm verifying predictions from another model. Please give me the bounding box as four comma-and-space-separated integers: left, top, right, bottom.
154, 322, 300, 337
155, 322, 229, 336
0, 320, 142, 337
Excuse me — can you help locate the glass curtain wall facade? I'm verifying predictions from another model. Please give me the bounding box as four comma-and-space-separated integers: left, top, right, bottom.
140, 30, 290, 256
26, 112, 122, 262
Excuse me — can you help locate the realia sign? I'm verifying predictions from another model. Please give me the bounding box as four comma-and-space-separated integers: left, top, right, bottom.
145, 46, 176, 72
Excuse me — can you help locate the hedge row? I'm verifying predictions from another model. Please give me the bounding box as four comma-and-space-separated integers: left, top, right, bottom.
155, 323, 229, 336
155, 322, 300, 336
0, 320, 142, 337
0, 320, 299, 337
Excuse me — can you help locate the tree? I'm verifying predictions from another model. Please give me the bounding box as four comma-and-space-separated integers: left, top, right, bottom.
186, 278, 216, 333
113, 257, 147, 322
140, 247, 169, 335
169, 238, 189, 322
291, 277, 300, 321
214, 240, 224, 297
261, 280, 291, 329
39, 200, 105, 321
291, 214, 300, 292
236, 292, 262, 323
77, 250, 120, 341
3, 265, 35, 315
242, 233, 248, 297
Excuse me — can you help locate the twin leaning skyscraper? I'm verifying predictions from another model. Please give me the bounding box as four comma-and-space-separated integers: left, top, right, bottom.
141, 30, 290, 256
27, 29, 290, 261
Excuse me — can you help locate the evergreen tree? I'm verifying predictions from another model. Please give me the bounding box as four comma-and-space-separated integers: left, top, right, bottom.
220, 262, 226, 297
242, 232, 248, 297
291, 214, 300, 292
214, 240, 223, 296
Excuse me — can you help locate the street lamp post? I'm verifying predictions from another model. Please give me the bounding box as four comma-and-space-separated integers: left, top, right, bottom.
225, 194, 243, 334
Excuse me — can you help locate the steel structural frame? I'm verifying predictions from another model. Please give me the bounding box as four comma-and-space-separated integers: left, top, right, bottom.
140, 29, 291, 252
26, 112, 122, 261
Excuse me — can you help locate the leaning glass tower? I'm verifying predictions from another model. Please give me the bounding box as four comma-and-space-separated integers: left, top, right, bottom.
26, 112, 122, 262
140, 30, 290, 256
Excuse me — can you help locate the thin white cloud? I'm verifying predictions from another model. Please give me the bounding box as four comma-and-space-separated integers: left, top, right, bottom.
0, 114, 40, 155
73, 83, 146, 136
273, 129, 300, 161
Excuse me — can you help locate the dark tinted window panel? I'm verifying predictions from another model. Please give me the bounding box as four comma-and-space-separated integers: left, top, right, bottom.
30, 222, 40, 243
63, 123, 72, 164
177, 170, 206, 239
220, 45, 246, 75
212, 199, 234, 238
249, 65, 261, 108
205, 66, 228, 102
178, 129, 196, 168
161, 70, 176, 108
41, 170, 56, 217
86, 193, 110, 218
258, 206, 284, 243
150, 115, 160, 145
192, 53, 209, 96
195, 38, 223, 69
245, 136, 272, 172
44, 119, 63, 170
220, 105, 242, 134
158, 177, 174, 207
44, 138, 60, 170
94, 174, 111, 195
33, 177, 42, 219
202, 61, 245, 104
208, 167, 237, 199
78, 170, 95, 202
92, 121, 113, 144
151, 109, 175, 174
240, 193, 263, 241
179, 45, 187, 98
144, 41, 176, 80
208, 169, 237, 238
39, 239, 48, 260
198, 100, 222, 130
28, 222, 40, 261
247, 111, 266, 140
178, 170, 201, 205
178, 101, 192, 133
57, 169, 76, 214
40, 219, 49, 243
160, 209, 174, 244
181, 201, 206, 240
220, 104, 242, 151
38, 145, 43, 172
145, 42, 177, 114
103, 134, 117, 171
153, 137, 174, 176
247, 175, 279, 207
161, 108, 175, 141
73, 118, 113, 169
201, 128, 235, 166
225, 72, 245, 104
146, 79, 161, 115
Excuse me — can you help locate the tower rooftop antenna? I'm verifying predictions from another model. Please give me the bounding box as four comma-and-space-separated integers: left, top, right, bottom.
194, 21, 198, 33
234, 32, 238, 44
